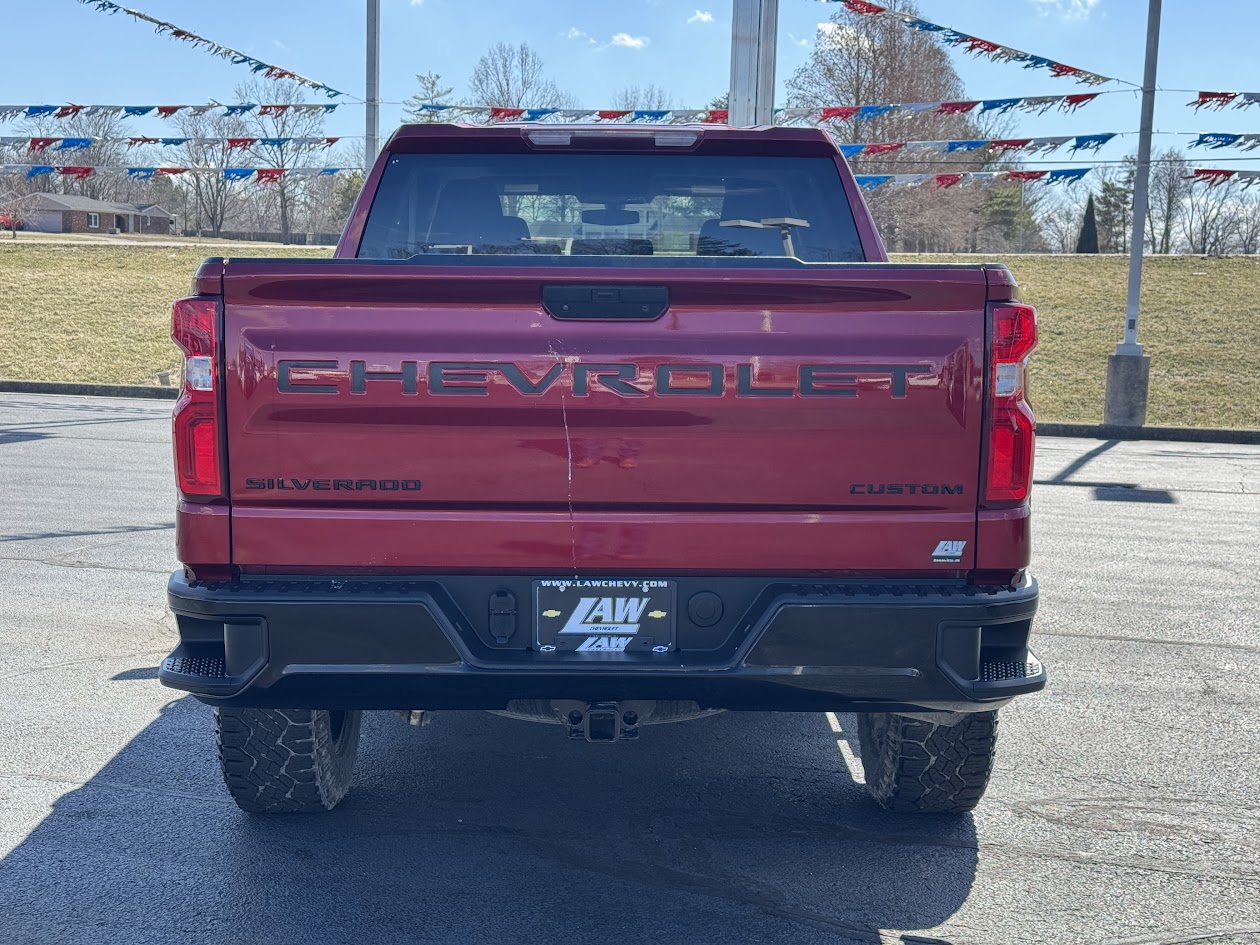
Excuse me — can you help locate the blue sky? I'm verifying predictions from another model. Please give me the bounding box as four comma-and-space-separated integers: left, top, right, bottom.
4, 0, 1257, 171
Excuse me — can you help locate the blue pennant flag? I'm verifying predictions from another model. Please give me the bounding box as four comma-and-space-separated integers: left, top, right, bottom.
25, 166, 53, 179
223, 168, 255, 181
1071, 133, 1116, 152
839, 144, 866, 159
524, 109, 559, 121
1015, 55, 1053, 70
249, 62, 270, 73
159, 138, 189, 146
631, 110, 670, 122
856, 175, 893, 191
124, 106, 155, 117
127, 168, 157, 180
1192, 133, 1243, 149
1047, 168, 1091, 184
903, 18, 945, 32
855, 105, 894, 121
25, 106, 57, 117
940, 30, 969, 44
420, 104, 448, 112
321, 104, 338, 113
225, 104, 256, 116
946, 140, 988, 152
320, 167, 343, 175
981, 98, 1022, 114
258, 138, 287, 147
54, 138, 94, 151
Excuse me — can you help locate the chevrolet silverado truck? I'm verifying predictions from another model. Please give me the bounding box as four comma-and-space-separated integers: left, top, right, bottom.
161, 122, 1045, 814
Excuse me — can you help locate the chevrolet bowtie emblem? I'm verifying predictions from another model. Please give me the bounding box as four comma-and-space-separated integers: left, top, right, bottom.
542, 609, 562, 618
648, 610, 667, 618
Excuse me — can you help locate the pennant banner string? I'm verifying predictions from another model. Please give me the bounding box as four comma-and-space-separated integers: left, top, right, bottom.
1188, 92, 1260, 110
1189, 168, 1260, 187
0, 103, 340, 121
0, 136, 341, 151
72, 1, 347, 98
855, 167, 1095, 190
0, 165, 356, 181
816, 0, 1124, 86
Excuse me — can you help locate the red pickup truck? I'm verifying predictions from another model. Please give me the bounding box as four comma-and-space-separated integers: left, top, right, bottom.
161, 123, 1044, 815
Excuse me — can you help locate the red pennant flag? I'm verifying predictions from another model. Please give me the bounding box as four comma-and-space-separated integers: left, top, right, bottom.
155, 167, 188, 176
263, 67, 297, 81
937, 101, 979, 115
965, 38, 1002, 56
28, 138, 57, 153
1048, 64, 1082, 80
597, 110, 631, 121
128, 137, 159, 147
489, 107, 525, 121
1004, 170, 1048, 183
322, 137, 339, 147
1192, 168, 1237, 185
820, 106, 860, 122
843, 0, 887, 13
989, 139, 1033, 153
227, 138, 258, 150
931, 174, 964, 190
54, 104, 85, 119
57, 166, 94, 180
1064, 93, 1099, 111
703, 109, 728, 123
156, 106, 183, 119
255, 168, 286, 184
259, 105, 292, 117
1190, 91, 1239, 110
863, 142, 905, 156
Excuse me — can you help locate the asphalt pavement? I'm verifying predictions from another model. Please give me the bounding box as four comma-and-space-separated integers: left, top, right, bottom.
1, 393, 1258, 945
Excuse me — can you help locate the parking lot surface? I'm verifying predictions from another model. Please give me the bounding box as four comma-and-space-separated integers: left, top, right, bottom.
1, 394, 1258, 945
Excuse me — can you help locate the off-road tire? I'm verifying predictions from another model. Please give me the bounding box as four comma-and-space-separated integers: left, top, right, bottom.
214, 708, 363, 813
857, 710, 998, 813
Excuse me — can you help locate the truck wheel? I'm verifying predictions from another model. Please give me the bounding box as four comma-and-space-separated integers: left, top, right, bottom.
214, 708, 362, 814
857, 710, 998, 813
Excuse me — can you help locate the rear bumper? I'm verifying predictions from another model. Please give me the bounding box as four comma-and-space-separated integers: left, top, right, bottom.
162, 573, 1044, 713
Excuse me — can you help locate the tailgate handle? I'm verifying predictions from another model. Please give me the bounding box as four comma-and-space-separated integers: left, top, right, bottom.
542, 285, 668, 321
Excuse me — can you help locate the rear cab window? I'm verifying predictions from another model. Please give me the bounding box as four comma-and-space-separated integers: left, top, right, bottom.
356, 150, 865, 264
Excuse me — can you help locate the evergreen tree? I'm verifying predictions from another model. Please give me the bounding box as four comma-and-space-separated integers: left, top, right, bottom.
402, 73, 454, 123
1076, 194, 1100, 254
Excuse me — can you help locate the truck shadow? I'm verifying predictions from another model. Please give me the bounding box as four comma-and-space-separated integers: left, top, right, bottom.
0, 698, 979, 945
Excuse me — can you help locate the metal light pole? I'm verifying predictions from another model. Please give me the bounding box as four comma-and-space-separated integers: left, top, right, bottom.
1103, 0, 1161, 426
365, 0, 381, 167
729, 0, 778, 126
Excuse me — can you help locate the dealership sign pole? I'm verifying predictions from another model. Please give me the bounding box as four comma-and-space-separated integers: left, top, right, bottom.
1104, 0, 1161, 426
365, 0, 381, 167
729, 0, 779, 126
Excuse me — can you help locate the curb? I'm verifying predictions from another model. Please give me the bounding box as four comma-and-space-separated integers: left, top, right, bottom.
2, 381, 1258, 444
0, 380, 178, 400
1038, 422, 1260, 445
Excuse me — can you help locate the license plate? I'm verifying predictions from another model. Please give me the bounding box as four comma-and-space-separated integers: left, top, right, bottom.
533, 579, 676, 653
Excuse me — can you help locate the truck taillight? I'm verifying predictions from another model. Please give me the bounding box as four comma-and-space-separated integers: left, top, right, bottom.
171, 297, 222, 499
984, 303, 1037, 504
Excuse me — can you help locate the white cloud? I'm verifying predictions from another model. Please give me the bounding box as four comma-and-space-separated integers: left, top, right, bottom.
611, 32, 650, 50
1030, 0, 1100, 20
410, 0, 423, 6
787, 32, 810, 49
562, 26, 598, 45
687, 10, 714, 24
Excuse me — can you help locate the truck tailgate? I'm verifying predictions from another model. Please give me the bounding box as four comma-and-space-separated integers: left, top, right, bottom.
221, 261, 987, 574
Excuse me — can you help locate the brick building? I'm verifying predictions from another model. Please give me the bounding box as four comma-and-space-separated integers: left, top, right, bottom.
14, 193, 175, 235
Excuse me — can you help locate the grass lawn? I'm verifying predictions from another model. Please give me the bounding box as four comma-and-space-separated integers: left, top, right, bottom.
1, 242, 1256, 428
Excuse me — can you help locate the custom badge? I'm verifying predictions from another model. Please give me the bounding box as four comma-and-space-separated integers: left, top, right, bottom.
932, 540, 967, 563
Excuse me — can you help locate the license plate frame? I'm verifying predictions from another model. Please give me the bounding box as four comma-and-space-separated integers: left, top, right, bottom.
533, 579, 677, 653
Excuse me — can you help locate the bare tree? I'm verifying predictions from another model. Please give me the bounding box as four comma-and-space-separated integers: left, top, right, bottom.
1037, 186, 1092, 253
0, 190, 30, 237
1181, 178, 1237, 254
172, 109, 249, 237
611, 84, 673, 111
1145, 148, 1190, 254
468, 42, 575, 108
403, 72, 455, 122
1231, 187, 1260, 254
786, 1, 994, 252
20, 110, 133, 202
